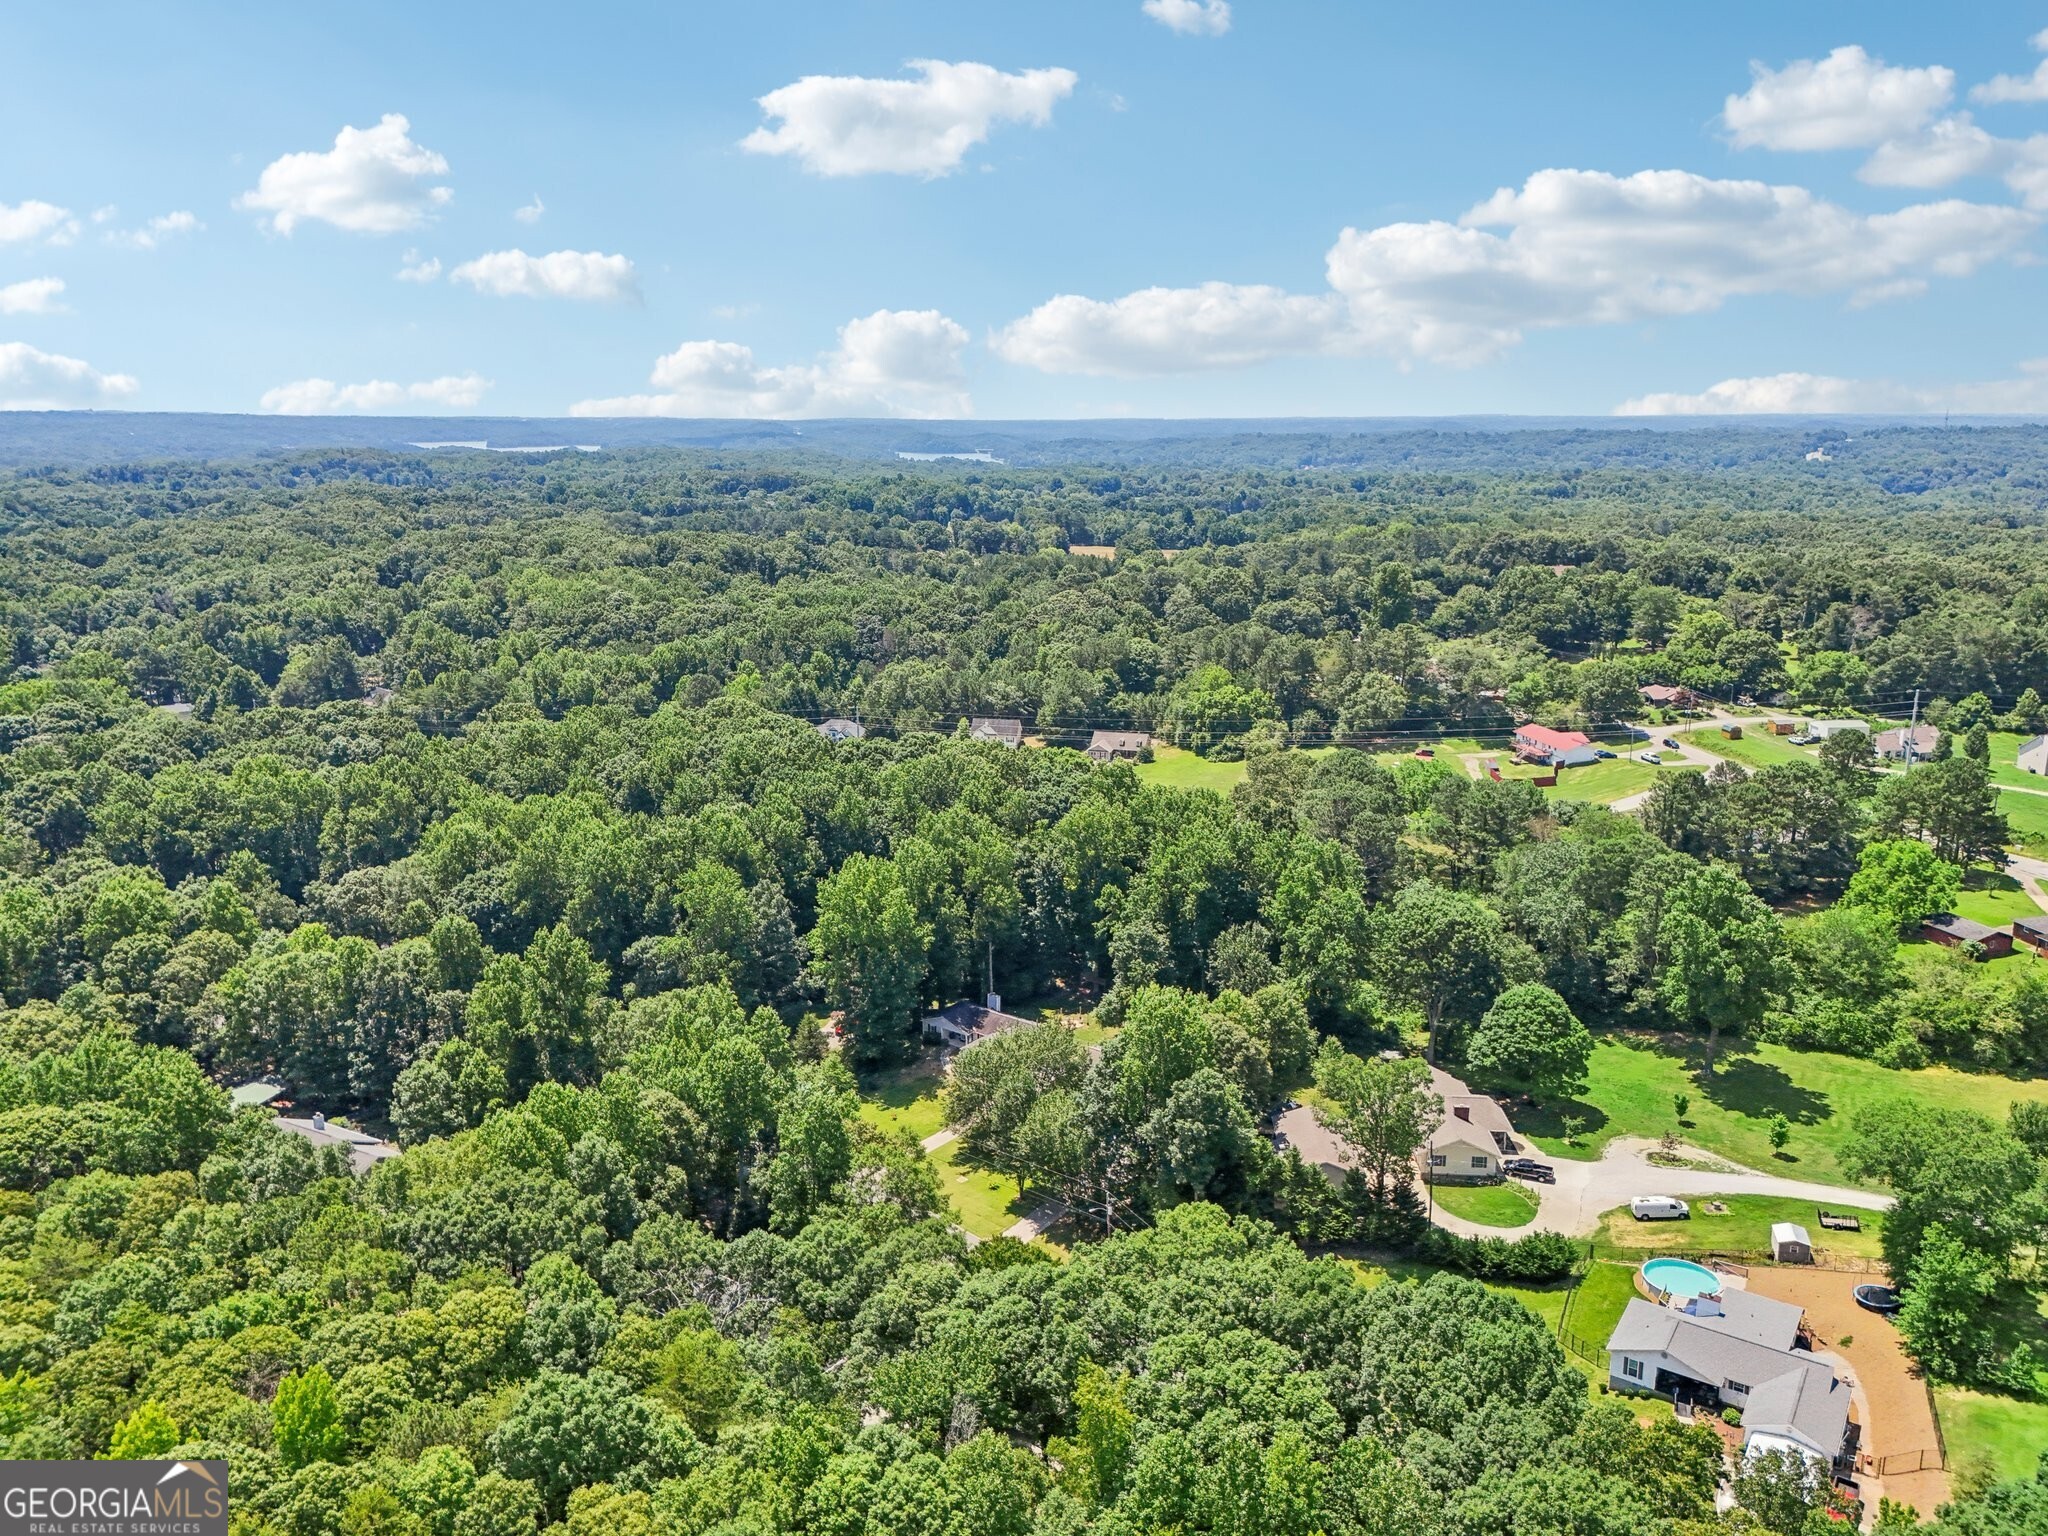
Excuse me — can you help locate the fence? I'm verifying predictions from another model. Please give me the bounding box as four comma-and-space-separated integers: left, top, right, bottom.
1558, 1325, 1603, 1363
1878, 1449, 1942, 1476
1693, 1249, 1887, 1275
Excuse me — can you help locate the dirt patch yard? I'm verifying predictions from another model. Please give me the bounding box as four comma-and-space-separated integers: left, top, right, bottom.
1744, 1267, 1950, 1516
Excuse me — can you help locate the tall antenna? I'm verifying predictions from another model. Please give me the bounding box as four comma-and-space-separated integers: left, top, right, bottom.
1904, 688, 1921, 770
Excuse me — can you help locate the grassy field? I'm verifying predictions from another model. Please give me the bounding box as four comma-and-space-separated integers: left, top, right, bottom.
1429, 1180, 1540, 1228
1592, 1194, 1885, 1262
1678, 726, 1820, 771
1951, 870, 2047, 927
855, 1060, 949, 1142
1987, 731, 2047, 793
1541, 759, 1700, 805
924, 1137, 1036, 1239
2001, 787, 2048, 859
1134, 744, 1249, 794
1936, 1388, 2048, 1484
1516, 1035, 2048, 1185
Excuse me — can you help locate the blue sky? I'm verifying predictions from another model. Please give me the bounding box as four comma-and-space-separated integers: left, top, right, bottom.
5, 1, 2048, 419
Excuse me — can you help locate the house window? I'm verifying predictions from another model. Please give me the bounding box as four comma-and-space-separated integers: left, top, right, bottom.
1622, 1358, 1643, 1381
1470, 1155, 1488, 1168
1429, 1154, 1446, 1166
1724, 1380, 1749, 1395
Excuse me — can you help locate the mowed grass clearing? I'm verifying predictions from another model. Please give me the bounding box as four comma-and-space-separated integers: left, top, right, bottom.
1951, 870, 2047, 927
1592, 1194, 1885, 1262
1541, 759, 1700, 805
855, 1059, 949, 1143
1429, 1179, 1540, 1228
1516, 1034, 2048, 1186
1135, 745, 1250, 794
1936, 1388, 2048, 1485
1678, 726, 1822, 771
2000, 787, 2048, 859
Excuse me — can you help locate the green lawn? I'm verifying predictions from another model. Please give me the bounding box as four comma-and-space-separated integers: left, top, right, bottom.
925, 1136, 1036, 1239
1592, 1194, 1885, 1262
1987, 731, 2047, 793
855, 1061, 949, 1143
1951, 870, 2047, 927
1937, 1388, 2048, 1484
1678, 726, 1821, 771
1429, 1180, 1540, 1228
1559, 1258, 1641, 1357
1517, 1034, 2048, 1185
2000, 787, 2048, 859
1541, 759, 1701, 806
1134, 744, 1249, 794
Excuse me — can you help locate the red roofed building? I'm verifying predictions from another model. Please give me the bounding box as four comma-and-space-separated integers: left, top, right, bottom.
1513, 723, 1593, 764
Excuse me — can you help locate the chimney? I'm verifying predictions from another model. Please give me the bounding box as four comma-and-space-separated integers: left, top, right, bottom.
1453, 1104, 1470, 1122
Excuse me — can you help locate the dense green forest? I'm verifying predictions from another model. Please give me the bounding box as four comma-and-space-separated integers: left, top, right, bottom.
2, 431, 2047, 1534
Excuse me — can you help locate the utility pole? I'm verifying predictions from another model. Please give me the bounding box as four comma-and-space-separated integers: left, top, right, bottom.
1904, 688, 1921, 770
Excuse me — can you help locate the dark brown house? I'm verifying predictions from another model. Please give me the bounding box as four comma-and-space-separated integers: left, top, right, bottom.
1921, 912, 2014, 958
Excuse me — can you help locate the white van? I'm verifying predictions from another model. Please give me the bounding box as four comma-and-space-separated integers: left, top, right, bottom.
1630, 1195, 1691, 1221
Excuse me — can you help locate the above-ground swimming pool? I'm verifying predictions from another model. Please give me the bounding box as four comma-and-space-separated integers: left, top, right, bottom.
1642, 1257, 1722, 1300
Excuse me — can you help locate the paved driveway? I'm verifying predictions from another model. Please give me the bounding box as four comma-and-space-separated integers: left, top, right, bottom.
1280, 1101, 1890, 1238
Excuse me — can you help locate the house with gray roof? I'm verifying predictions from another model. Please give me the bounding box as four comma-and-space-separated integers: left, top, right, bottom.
816, 718, 866, 744
1421, 1065, 1521, 1182
968, 716, 1025, 748
1607, 1290, 1855, 1473
2020, 733, 2048, 776
275, 1113, 401, 1175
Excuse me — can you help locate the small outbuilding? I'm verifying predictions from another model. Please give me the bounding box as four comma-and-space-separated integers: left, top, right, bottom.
1770, 1222, 1814, 1265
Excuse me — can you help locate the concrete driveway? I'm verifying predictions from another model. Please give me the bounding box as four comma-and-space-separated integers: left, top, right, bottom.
1277, 1100, 1891, 1239
1428, 1136, 1891, 1239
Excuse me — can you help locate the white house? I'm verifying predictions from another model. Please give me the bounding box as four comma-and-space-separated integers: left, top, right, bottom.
1422, 1067, 1520, 1182
1805, 720, 1868, 741
1607, 1290, 1853, 1471
2020, 734, 2048, 776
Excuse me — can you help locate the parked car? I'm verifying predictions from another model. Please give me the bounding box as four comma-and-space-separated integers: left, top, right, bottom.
1412, 746, 1434, 758
1662, 737, 1681, 749
1502, 1157, 1555, 1184
1594, 749, 1616, 759
1641, 751, 1662, 764
1630, 1195, 1691, 1221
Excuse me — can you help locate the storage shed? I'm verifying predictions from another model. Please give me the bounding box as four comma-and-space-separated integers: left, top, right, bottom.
1771, 1222, 1814, 1265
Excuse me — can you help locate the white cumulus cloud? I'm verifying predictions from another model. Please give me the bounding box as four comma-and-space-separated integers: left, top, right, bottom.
396, 251, 442, 283
998, 168, 2035, 374
237, 114, 452, 234
1973, 28, 2048, 104
109, 210, 202, 250
992, 283, 1344, 375
449, 248, 640, 302
1142, 0, 1231, 37
1617, 360, 2048, 416
0, 341, 138, 408
0, 200, 79, 245
572, 308, 971, 418
259, 373, 490, 414
514, 195, 545, 224
1724, 45, 1952, 151
0, 279, 66, 316
742, 60, 1077, 177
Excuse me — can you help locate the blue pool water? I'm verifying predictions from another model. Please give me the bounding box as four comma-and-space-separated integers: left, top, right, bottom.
1642, 1257, 1722, 1299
